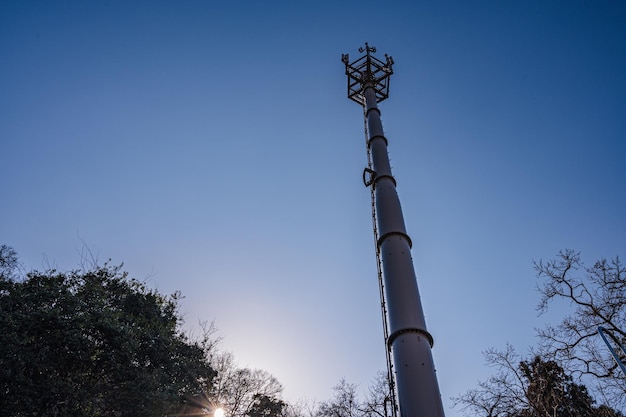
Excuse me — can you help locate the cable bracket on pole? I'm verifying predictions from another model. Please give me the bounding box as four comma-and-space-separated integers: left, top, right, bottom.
363, 168, 376, 187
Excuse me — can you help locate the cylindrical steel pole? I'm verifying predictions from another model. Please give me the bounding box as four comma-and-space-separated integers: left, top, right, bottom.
364, 83, 445, 417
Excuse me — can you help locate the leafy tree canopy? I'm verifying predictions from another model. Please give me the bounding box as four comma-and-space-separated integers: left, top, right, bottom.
453, 346, 623, 417
0, 246, 215, 417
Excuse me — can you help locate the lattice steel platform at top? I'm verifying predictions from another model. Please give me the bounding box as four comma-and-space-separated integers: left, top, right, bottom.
342, 43, 394, 105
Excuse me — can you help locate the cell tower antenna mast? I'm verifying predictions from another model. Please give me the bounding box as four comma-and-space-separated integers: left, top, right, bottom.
342, 44, 445, 417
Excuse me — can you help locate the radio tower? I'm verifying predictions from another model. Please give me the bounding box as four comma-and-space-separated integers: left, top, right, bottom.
342, 44, 445, 417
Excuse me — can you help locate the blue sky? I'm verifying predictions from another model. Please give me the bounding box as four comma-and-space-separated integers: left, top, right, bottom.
2, 1, 625, 415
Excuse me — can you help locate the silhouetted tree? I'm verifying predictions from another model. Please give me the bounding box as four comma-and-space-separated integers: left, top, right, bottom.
248, 394, 287, 417
316, 379, 361, 417
0, 244, 19, 280
209, 350, 285, 417
0, 247, 215, 417
535, 250, 626, 407
517, 356, 595, 417
453, 345, 622, 417
315, 373, 391, 417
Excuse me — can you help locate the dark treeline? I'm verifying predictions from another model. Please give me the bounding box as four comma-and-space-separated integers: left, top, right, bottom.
1, 245, 625, 417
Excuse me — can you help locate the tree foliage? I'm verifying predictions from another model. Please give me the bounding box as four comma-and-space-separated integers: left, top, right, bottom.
209, 351, 286, 417
316, 379, 361, 417
0, 248, 215, 417
535, 250, 626, 406
248, 394, 287, 417
315, 373, 391, 417
0, 244, 395, 417
455, 249, 626, 417
0, 244, 19, 280
453, 345, 623, 417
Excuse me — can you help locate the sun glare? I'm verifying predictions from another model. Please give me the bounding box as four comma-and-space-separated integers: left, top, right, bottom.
214, 407, 225, 417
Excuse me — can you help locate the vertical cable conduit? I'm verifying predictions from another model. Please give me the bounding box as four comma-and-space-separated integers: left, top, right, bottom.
363, 105, 399, 417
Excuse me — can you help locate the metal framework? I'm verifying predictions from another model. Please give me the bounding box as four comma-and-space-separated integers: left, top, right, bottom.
342, 43, 394, 105
343, 44, 445, 417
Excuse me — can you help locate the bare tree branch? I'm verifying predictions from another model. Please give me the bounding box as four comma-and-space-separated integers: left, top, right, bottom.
535, 250, 626, 409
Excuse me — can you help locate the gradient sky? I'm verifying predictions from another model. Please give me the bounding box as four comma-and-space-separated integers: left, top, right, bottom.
2, 2, 625, 416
